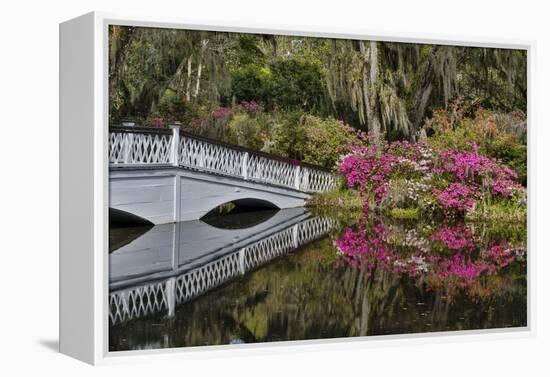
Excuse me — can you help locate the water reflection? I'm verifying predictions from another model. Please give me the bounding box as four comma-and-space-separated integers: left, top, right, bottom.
109, 209, 527, 351
335, 216, 526, 302
109, 208, 334, 324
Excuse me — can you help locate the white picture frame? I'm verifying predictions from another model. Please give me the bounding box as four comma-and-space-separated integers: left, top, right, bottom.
59, 11, 535, 365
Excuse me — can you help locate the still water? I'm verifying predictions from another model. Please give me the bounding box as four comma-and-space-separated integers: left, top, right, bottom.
109, 207, 527, 351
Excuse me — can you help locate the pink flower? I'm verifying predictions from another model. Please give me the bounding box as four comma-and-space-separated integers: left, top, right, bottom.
151, 118, 164, 128
433, 183, 476, 212
239, 100, 262, 113
211, 107, 232, 119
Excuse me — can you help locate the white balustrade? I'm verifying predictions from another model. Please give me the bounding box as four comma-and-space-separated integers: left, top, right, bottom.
109, 130, 173, 165
109, 216, 335, 325
109, 127, 338, 193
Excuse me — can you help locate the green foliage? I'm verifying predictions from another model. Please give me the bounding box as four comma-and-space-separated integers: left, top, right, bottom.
230, 64, 273, 105
268, 110, 303, 158
152, 89, 189, 122
225, 113, 265, 150
457, 48, 527, 113
190, 109, 366, 170
268, 59, 326, 111
230, 58, 326, 112
294, 115, 363, 168
486, 136, 527, 186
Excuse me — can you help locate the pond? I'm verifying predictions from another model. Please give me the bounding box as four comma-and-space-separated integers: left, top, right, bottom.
108, 207, 527, 351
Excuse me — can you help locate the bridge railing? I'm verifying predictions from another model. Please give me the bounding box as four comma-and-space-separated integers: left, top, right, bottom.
109, 125, 338, 193
109, 215, 335, 325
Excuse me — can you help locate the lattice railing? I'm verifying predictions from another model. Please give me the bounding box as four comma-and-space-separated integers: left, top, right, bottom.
179, 136, 245, 177
109, 281, 169, 325
109, 216, 335, 325
175, 251, 242, 304
246, 154, 297, 189
109, 126, 338, 193
109, 129, 173, 165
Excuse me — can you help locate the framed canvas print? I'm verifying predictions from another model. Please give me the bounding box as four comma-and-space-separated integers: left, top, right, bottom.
59, 12, 533, 365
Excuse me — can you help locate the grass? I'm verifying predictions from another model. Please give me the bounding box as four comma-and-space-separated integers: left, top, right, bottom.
389, 207, 420, 220
466, 203, 526, 222
306, 188, 363, 210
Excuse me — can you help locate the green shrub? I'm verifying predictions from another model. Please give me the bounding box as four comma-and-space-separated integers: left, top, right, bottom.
225, 113, 265, 150
295, 115, 364, 168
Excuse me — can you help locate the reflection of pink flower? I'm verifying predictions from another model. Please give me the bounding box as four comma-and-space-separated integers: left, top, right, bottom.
432, 224, 475, 250
334, 216, 523, 300
444, 254, 486, 282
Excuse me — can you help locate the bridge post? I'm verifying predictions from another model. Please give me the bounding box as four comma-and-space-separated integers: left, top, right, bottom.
169, 124, 180, 167
165, 277, 176, 318
294, 165, 301, 190
122, 134, 133, 164
121, 118, 136, 127
199, 142, 205, 168
302, 168, 310, 192
120, 290, 130, 315
292, 224, 299, 248
238, 248, 246, 275
242, 152, 249, 180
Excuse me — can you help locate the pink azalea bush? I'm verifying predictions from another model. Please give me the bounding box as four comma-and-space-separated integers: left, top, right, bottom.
338, 138, 525, 217
151, 117, 165, 128
432, 183, 476, 212
239, 100, 262, 114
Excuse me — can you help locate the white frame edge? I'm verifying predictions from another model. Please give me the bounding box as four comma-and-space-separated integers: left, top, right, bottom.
59, 11, 536, 365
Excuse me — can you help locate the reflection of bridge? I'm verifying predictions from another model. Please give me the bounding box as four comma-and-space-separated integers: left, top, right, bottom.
109, 208, 334, 325
109, 126, 338, 224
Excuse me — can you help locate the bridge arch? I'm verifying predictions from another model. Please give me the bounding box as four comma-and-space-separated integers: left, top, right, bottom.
201, 199, 279, 229
202, 198, 279, 216
110, 167, 310, 224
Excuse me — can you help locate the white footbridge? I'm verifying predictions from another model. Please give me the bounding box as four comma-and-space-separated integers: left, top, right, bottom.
109, 125, 338, 224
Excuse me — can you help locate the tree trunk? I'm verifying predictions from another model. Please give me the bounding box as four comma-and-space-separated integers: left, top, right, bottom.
186, 56, 192, 102
413, 82, 433, 136
360, 41, 382, 142
194, 60, 202, 98
193, 40, 208, 98
411, 49, 437, 138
